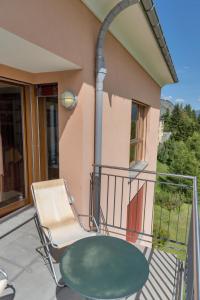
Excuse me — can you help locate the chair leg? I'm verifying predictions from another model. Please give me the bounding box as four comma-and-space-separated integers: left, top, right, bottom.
34, 215, 54, 262
34, 215, 65, 288
34, 216, 49, 259
34, 215, 44, 245
6, 284, 16, 297
42, 233, 65, 288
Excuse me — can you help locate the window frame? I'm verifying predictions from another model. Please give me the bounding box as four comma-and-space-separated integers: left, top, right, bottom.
129, 100, 147, 167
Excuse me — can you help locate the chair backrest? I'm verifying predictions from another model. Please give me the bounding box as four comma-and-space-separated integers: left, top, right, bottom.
31, 179, 75, 227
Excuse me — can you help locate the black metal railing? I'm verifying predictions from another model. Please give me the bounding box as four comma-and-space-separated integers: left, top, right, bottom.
90, 164, 200, 300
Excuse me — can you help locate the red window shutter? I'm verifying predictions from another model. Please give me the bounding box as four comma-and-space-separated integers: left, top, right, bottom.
126, 186, 144, 243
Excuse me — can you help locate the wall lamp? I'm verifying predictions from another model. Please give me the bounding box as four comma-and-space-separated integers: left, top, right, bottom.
61, 91, 77, 110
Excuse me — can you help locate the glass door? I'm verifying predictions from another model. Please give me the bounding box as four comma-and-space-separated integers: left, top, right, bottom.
0, 82, 28, 215
37, 84, 59, 180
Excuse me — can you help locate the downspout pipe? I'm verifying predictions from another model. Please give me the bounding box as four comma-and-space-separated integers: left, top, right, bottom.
94, 0, 140, 225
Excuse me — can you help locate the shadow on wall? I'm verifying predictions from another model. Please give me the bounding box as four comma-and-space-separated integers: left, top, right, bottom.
59, 69, 84, 139
59, 68, 130, 141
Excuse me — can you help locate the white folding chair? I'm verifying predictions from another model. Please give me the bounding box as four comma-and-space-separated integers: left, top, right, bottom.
31, 178, 99, 286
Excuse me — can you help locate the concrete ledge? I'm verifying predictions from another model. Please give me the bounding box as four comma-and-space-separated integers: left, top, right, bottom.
129, 160, 148, 179
0, 205, 35, 239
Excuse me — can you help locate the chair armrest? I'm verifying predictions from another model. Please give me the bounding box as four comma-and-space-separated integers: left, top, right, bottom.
40, 225, 53, 244
78, 214, 100, 233
69, 196, 74, 205
34, 214, 53, 244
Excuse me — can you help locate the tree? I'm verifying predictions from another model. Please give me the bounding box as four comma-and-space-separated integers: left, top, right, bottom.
170, 141, 199, 176
184, 104, 197, 121
155, 188, 185, 210
163, 108, 171, 131
168, 104, 182, 132
180, 110, 197, 140
158, 103, 200, 199
187, 132, 200, 160
157, 138, 175, 164
197, 115, 200, 129
167, 104, 197, 141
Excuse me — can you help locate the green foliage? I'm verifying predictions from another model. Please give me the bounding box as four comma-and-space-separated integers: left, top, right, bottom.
157, 161, 169, 173
155, 188, 185, 210
153, 199, 191, 260
187, 132, 200, 160
155, 104, 199, 259
158, 104, 200, 179
153, 225, 169, 247
157, 139, 175, 164
163, 109, 171, 131
164, 104, 198, 141
170, 141, 199, 176
197, 114, 200, 127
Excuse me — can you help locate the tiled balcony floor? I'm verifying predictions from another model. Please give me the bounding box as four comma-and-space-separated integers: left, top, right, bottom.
0, 207, 181, 300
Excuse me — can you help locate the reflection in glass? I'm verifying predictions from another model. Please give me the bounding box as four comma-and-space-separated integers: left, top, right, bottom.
37, 84, 59, 180
130, 143, 136, 164
0, 83, 25, 208
46, 98, 59, 179
129, 102, 146, 165
130, 103, 138, 140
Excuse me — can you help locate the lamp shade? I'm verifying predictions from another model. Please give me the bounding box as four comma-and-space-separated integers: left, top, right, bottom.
61, 91, 77, 110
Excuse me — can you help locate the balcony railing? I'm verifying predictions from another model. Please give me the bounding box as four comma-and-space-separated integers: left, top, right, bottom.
91, 164, 200, 300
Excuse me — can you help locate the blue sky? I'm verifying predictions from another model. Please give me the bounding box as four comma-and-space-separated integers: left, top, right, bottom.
155, 0, 200, 110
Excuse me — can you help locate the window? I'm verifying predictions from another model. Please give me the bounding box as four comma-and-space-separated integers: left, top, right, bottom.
129, 101, 146, 166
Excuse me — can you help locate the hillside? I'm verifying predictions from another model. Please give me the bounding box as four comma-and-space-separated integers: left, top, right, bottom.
160, 99, 174, 116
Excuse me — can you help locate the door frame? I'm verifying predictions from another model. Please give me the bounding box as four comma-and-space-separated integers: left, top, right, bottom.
38, 97, 48, 180
37, 84, 59, 181
0, 80, 40, 217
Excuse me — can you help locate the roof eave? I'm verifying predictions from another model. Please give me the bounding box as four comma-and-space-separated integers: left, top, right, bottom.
81, 0, 178, 86
141, 0, 178, 83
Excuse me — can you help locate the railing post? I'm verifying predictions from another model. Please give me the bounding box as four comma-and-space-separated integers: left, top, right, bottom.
186, 216, 194, 300
193, 177, 200, 300
90, 164, 199, 299
185, 176, 200, 300
93, 166, 102, 227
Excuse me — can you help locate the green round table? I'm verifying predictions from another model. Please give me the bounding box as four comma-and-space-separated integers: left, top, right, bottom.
60, 236, 149, 300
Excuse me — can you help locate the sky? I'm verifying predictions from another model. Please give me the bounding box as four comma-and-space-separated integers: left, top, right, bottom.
155, 0, 200, 110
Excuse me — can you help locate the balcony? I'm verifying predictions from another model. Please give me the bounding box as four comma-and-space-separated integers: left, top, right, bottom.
91, 164, 200, 299
0, 165, 199, 299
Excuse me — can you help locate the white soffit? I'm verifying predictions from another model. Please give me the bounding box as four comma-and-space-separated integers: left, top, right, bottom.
0, 27, 80, 73
81, 0, 174, 87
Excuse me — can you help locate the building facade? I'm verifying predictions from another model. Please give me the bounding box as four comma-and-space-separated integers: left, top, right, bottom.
0, 0, 177, 240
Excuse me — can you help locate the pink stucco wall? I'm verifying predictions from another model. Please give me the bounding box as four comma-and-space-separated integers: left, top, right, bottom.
0, 0, 161, 231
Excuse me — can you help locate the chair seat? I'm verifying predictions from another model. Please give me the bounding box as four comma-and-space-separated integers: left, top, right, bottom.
44, 219, 96, 248
0, 278, 7, 295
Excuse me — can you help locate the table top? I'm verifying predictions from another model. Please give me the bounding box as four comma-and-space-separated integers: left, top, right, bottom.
60, 235, 149, 300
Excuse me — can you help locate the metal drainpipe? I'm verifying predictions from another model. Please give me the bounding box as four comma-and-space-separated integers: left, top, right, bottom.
94, 0, 140, 225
